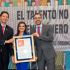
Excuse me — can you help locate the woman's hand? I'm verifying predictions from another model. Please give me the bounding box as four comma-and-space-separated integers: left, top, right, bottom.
12, 56, 15, 63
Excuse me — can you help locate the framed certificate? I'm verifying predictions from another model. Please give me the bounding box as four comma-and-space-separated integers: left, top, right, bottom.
13, 35, 36, 63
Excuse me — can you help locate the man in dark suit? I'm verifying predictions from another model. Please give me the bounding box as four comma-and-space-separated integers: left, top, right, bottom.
30, 13, 56, 70
0, 11, 13, 70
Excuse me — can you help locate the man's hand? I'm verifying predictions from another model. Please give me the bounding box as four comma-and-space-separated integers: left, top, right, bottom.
5, 38, 13, 44
12, 56, 15, 63
32, 32, 39, 37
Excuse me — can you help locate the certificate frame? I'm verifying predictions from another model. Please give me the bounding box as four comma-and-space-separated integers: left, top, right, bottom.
13, 35, 36, 63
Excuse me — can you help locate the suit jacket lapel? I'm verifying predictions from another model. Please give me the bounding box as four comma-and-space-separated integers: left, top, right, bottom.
4, 25, 8, 33
33, 24, 45, 35
0, 23, 3, 36
41, 24, 44, 35
0, 24, 8, 36
41, 24, 48, 35
33, 25, 36, 32
3, 25, 8, 38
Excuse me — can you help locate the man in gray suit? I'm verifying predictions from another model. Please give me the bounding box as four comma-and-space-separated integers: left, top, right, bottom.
30, 13, 56, 70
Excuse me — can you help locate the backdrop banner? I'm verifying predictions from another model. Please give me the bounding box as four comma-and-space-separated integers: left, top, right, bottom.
0, 5, 70, 51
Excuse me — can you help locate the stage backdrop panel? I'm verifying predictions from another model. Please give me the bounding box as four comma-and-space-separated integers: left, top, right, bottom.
0, 5, 70, 51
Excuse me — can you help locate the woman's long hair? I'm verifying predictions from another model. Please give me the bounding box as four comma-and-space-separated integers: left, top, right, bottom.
16, 21, 27, 35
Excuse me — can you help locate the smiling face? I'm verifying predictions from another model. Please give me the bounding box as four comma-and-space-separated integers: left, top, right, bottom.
18, 23, 26, 33
34, 13, 42, 25
0, 12, 9, 24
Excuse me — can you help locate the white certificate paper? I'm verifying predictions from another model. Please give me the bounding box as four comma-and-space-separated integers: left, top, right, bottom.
16, 38, 32, 60
13, 35, 36, 63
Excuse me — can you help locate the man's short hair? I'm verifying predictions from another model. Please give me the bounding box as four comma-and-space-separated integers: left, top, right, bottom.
0, 11, 9, 18
34, 13, 42, 17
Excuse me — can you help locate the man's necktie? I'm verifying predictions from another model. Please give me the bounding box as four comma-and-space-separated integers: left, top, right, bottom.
37, 26, 40, 35
2, 26, 5, 34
